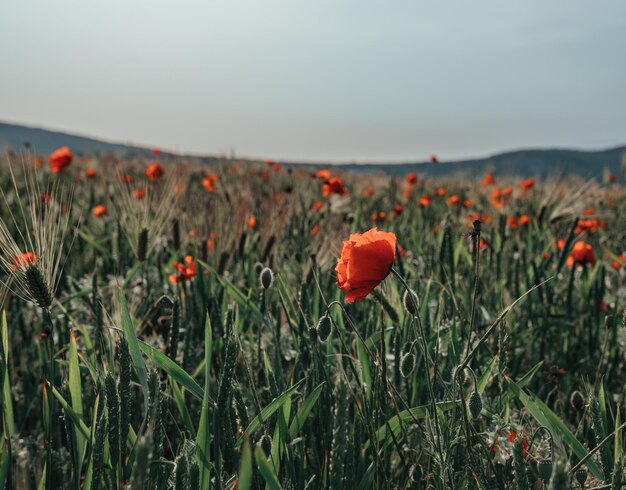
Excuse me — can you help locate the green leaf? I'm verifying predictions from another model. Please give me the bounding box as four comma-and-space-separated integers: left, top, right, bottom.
254, 445, 282, 490
68, 328, 87, 471
289, 382, 325, 439
507, 378, 604, 480
1, 311, 14, 438
238, 378, 306, 446
117, 288, 149, 419
49, 383, 91, 440
138, 340, 206, 402
237, 440, 253, 490
196, 314, 212, 489
171, 380, 195, 436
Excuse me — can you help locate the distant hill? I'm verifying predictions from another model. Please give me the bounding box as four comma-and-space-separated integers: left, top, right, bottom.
1, 121, 624, 180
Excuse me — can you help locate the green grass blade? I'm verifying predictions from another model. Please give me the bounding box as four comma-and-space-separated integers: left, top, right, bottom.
196, 313, 212, 488
507, 378, 604, 480
288, 382, 325, 439
237, 440, 253, 490
254, 445, 282, 490
1, 311, 14, 438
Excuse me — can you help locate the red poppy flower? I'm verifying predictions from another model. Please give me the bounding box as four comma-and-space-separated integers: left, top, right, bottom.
315, 169, 332, 180
152, 147, 161, 156
311, 224, 319, 236
247, 215, 257, 229
145, 162, 164, 180
311, 201, 323, 212
393, 203, 403, 215
518, 215, 530, 227
169, 256, 197, 283
430, 154, 438, 163
446, 194, 460, 206
463, 199, 472, 208
520, 178, 535, 190
436, 187, 446, 196
335, 227, 397, 303
482, 173, 495, 187
419, 195, 432, 207
322, 177, 347, 197
567, 241, 595, 267
507, 216, 518, 229
612, 254, 626, 270
202, 174, 218, 193
92, 205, 107, 218
49, 146, 73, 173
608, 174, 617, 183
10, 252, 37, 272
133, 189, 146, 200
85, 168, 97, 179
362, 187, 375, 197
406, 173, 418, 185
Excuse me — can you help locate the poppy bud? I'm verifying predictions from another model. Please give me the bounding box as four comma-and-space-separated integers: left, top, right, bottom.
308, 326, 318, 342
400, 352, 416, 378
537, 459, 553, 481
316, 315, 332, 342
402, 289, 420, 316
259, 267, 274, 289
137, 228, 148, 262
258, 434, 272, 457
575, 468, 587, 486
472, 220, 482, 233
254, 262, 264, 276
468, 391, 482, 420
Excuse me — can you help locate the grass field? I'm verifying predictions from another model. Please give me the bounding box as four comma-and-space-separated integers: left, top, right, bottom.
0, 148, 624, 489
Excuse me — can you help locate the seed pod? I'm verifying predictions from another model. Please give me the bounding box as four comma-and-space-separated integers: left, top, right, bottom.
575, 468, 587, 486
468, 391, 482, 420
172, 218, 180, 251
308, 326, 318, 342
400, 352, 416, 378
253, 262, 264, 276
402, 289, 420, 316
259, 267, 274, 289
537, 459, 553, 481
258, 434, 272, 458
317, 315, 332, 342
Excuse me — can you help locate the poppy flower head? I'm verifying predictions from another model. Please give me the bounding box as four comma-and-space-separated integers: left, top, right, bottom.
133, 189, 146, 200
362, 187, 375, 197
482, 172, 496, 187
49, 146, 73, 173
567, 241, 595, 267
92, 205, 107, 218
85, 168, 97, 179
311, 200, 323, 212
419, 195, 432, 207
10, 252, 37, 272
315, 169, 332, 180
406, 173, 418, 185
446, 194, 460, 206
247, 215, 257, 230
169, 255, 197, 283
335, 227, 397, 303
430, 154, 438, 163
322, 177, 347, 197
519, 178, 535, 191
202, 174, 218, 193
145, 162, 164, 180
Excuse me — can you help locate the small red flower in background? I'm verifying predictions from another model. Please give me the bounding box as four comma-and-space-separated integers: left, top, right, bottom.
611, 254, 626, 270
335, 227, 397, 303
11, 252, 37, 272
169, 256, 197, 283
322, 177, 347, 197
362, 187, 375, 197
430, 154, 438, 163
519, 178, 535, 190
419, 195, 432, 207
85, 168, 97, 179
247, 215, 257, 230
315, 169, 332, 180
406, 173, 418, 185
518, 215, 530, 227
202, 174, 218, 193
371, 211, 386, 223
567, 241, 595, 267
206, 231, 217, 251
311, 201, 323, 212
446, 194, 460, 206
40, 192, 52, 203
506, 216, 518, 230
582, 207, 595, 216
152, 147, 161, 156
393, 203, 403, 216
311, 224, 319, 236
466, 213, 492, 228
463, 199, 472, 208
145, 162, 164, 180
482, 172, 496, 187
117, 172, 135, 184
49, 146, 73, 173
133, 189, 146, 200
92, 205, 107, 218
608, 173, 617, 183
436, 187, 446, 196
272, 163, 281, 173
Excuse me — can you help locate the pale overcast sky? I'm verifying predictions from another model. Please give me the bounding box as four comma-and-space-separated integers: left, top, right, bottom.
1, 1, 625, 162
